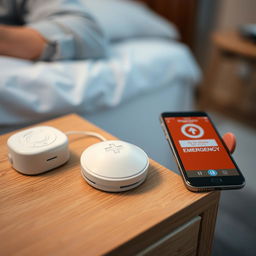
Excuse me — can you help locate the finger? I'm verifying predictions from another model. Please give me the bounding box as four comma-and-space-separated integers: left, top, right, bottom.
222, 132, 236, 154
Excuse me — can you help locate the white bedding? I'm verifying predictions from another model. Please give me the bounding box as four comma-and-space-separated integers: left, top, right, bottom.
0, 39, 200, 125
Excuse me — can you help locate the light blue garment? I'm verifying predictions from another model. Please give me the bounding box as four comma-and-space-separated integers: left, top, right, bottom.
0, 0, 108, 60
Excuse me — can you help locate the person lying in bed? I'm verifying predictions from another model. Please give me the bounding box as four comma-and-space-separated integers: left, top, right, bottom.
0, 0, 107, 61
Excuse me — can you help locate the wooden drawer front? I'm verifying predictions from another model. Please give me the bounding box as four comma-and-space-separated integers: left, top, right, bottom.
137, 216, 201, 256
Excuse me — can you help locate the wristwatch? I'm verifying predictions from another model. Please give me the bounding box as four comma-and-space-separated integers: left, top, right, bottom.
39, 40, 58, 61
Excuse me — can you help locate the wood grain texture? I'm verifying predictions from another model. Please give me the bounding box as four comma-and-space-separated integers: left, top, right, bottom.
213, 31, 256, 59
138, 216, 201, 256
0, 114, 219, 256
197, 201, 219, 256
199, 31, 256, 127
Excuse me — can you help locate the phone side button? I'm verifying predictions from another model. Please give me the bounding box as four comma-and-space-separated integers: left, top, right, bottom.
210, 178, 223, 184
161, 124, 168, 137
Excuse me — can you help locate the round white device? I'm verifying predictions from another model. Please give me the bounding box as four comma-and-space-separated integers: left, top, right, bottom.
7, 126, 70, 175
80, 140, 149, 192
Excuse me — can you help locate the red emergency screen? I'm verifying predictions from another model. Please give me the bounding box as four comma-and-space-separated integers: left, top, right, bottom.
164, 116, 239, 177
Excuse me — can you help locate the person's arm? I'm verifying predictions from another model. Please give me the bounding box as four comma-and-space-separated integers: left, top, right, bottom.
23, 0, 108, 61
0, 25, 46, 60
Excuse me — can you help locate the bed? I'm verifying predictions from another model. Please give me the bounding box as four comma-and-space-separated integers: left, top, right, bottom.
0, 0, 200, 163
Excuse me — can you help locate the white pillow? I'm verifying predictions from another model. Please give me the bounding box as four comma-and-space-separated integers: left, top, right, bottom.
84, 0, 179, 41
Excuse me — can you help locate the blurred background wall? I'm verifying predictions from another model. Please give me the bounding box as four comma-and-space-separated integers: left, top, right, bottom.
216, 0, 256, 30
194, 0, 256, 68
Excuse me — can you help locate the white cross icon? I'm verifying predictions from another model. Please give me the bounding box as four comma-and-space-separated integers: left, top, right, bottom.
105, 144, 123, 154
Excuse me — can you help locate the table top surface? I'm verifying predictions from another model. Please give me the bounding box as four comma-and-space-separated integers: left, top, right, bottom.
213, 31, 256, 58
0, 114, 214, 255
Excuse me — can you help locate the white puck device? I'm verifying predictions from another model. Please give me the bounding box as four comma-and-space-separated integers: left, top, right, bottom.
7, 126, 70, 175
80, 140, 149, 192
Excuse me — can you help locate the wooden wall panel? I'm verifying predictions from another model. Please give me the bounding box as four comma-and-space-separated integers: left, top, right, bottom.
136, 0, 198, 48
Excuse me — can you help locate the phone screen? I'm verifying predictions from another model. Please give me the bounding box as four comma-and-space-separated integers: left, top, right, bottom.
163, 115, 239, 178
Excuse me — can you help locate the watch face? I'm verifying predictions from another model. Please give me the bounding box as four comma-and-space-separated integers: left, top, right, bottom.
40, 41, 57, 61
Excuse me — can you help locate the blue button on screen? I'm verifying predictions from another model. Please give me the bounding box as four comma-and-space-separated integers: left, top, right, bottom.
208, 169, 218, 176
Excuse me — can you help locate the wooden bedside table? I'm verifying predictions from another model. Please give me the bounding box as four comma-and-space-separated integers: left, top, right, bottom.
199, 31, 256, 127
0, 114, 220, 256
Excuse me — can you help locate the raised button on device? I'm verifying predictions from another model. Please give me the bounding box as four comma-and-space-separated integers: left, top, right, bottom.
20, 129, 56, 147
208, 169, 218, 176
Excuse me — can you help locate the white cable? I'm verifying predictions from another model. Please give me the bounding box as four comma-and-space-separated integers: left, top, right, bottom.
65, 131, 107, 142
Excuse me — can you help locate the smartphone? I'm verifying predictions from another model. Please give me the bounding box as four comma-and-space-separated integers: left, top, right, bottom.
160, 111, 245, 192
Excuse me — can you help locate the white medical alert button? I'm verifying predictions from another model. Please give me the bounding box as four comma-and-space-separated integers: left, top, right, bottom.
8, 126, 69, 175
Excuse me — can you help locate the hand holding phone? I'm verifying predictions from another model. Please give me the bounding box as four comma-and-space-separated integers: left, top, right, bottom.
222, 132, 236, 154
160, 112, 245, 192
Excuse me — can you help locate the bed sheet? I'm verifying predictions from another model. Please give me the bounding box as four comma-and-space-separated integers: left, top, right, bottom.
0, 39, 201, 125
